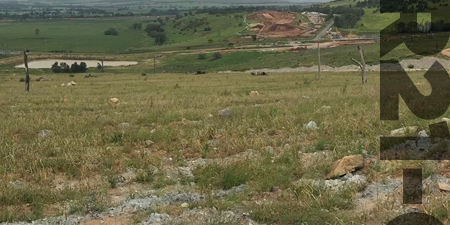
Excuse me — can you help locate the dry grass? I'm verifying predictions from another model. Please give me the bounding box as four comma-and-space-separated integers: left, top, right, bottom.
1, 71, 450, 223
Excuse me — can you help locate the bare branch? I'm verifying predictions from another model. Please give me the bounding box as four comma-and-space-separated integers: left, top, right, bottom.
351, 58, 363, 68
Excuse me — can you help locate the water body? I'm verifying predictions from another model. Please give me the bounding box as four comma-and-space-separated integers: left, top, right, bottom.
15, 59, 138, 69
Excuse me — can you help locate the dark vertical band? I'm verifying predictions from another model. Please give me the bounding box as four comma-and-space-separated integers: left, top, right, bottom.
403, 169, 422, 205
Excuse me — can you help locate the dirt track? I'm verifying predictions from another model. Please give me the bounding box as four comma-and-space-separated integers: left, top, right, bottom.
248, 11, 315, 38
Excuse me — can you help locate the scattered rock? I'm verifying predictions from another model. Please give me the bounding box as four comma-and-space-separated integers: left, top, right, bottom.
139, 213, 171, 225
38, 129, 53, 138
321, 106, 331, 111
145, 140, 154, 147
61, 83, 66, 87
284, 143, 291, 149
118, 123, 130, 130
417, 130, 430, 150
181, 202, 189, 208
270, 186, 280, 193
206, 139, 219, 147
418, 130, 428, 138
66, 81, 77, 86
249, 91, 260, 97
295, 174, 367, 192
300, 151, 332, 169
326, 154, 364, 179
423, 175, 450, 193
215, 184, 248, 199
265, 146, 275, 155
360, 178, 402, 200
9, 180, 27, 189
188, 158, 212, 170
324, 174, 367, 191
178, 167, 194, 178
305, 121, 318, 130
36, 77, 53, 82
109, 98, 120, 105
390, 126, 418, 136
208, 114, 214, 118
218, 108, 233, 117
438, 182, 450, 192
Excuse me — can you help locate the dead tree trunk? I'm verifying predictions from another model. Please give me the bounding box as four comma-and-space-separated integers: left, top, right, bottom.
352, 45, 367, 85
24, 51, 30, 92
317, 41, 321, 80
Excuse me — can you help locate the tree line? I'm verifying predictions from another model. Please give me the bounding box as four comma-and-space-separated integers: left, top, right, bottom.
51, 62, 87, 73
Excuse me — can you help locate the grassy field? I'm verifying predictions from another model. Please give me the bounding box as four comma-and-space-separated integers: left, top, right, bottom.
1, 70, 450, 223
347, 9, 400, 35
0, 19, 152, 53
0, 13, 247, 54
155, 42, 429, 73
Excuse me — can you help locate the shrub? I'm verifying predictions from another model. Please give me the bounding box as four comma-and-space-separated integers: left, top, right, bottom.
212, 52, 222, 60
204, 27, 212, 31
198, 53, 207, 60
408, 64, 414, 69
104, 28, 119, 36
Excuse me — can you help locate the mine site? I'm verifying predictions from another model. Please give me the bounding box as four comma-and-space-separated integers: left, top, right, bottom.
248, 11, 318, 38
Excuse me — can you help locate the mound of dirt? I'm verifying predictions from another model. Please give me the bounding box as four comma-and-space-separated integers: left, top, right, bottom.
248, 11, 315, 38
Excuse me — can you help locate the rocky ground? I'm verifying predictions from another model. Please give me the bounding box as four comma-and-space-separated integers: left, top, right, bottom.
5, 123, 450, 224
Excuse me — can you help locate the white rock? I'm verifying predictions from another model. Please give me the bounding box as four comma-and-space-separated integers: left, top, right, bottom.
249, 91, 260, 97
181, 202, 189, 208
390, 126, 418, 136
418, 130, 428, 138
145, 140, 154, 146
38, 129, 53, 138
443, 118, 450, 122
109, 98, 120, 105
305, 121, 318, 129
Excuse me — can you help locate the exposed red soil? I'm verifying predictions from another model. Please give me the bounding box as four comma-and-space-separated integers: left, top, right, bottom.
248, 11, 315, 38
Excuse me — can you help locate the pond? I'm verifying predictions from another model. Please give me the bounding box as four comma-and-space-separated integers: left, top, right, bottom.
15, 59, 138, 69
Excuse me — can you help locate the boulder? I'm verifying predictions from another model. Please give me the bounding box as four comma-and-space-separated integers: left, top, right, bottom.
438, 182, 450, 192
326, 154, 364, 179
